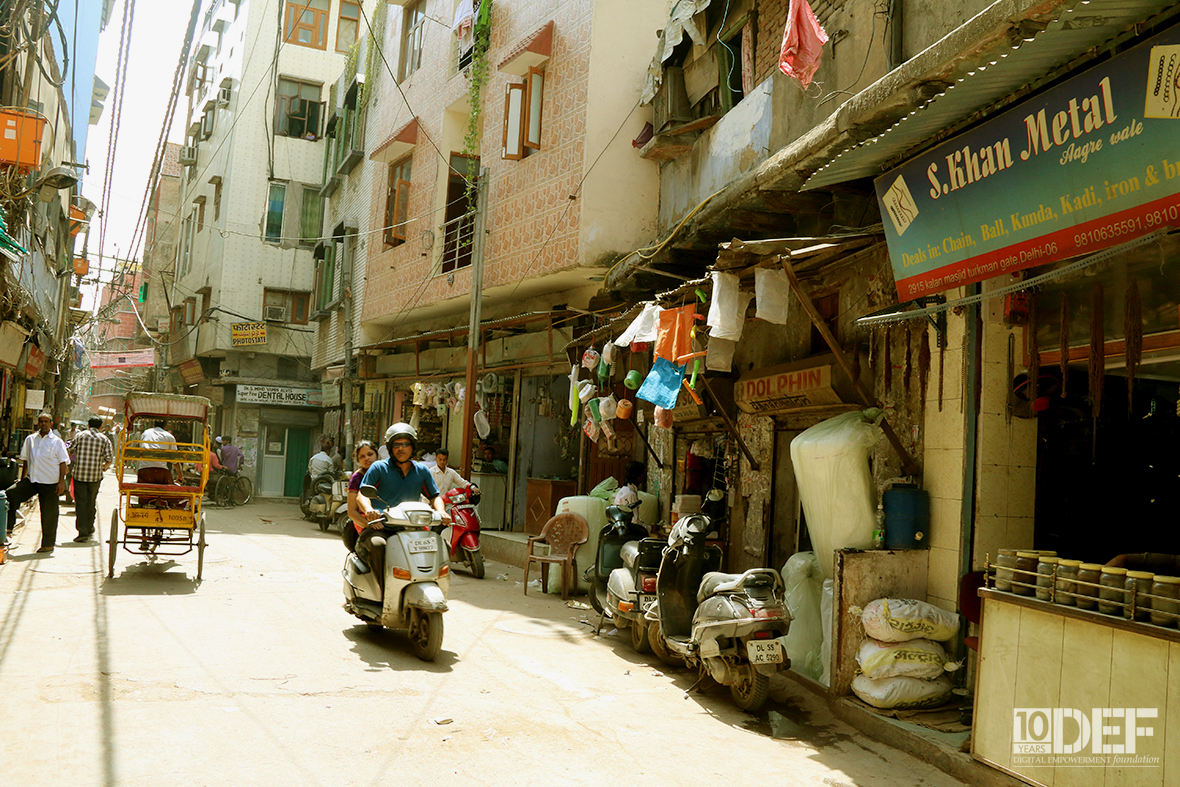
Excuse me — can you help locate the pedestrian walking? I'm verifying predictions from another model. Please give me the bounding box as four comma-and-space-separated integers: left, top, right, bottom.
7, 412, 70, 553
68, 416, 114, 543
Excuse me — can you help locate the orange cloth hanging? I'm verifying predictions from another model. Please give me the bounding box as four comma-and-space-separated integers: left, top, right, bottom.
655, 305, 700, 363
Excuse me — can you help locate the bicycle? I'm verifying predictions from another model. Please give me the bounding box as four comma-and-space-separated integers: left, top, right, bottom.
209, 469, 252, 507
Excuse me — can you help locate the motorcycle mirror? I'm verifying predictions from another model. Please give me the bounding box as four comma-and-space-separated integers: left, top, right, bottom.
359, 484, 381, 502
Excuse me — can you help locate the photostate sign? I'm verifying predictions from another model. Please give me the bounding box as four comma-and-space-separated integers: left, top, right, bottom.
876, 24, 1180, 301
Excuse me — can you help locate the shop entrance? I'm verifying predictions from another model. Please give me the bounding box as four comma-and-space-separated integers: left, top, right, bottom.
259, 426, 312, 497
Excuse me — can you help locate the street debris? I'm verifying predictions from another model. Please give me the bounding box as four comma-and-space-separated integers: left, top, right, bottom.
565, 600, 591, 610
433, 716, 453, 725
496, 573, 510, 581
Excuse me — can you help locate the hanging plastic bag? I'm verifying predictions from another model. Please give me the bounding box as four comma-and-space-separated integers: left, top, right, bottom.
707, 271, 754, 341
852, 598, 961, 643
615, 303, 659, 346
705, 336, 736, 372
577, 380, 597, 403
568, 365, 580, 426
856, 638, 961, 681
851, 674, 954, 710
636, 357, 686, 410
598, 394, 618, 420
600, 418, 616, 440
581, 348, 601, 369
754, 267, 791, 324
653, 405, 674, 429
473, 409, 491, 439
791, 411, 880, 579
583, 417, 600, 442
782, 551, 825, 681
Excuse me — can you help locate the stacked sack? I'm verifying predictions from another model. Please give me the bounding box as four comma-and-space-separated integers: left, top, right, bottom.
848, 598, 961, 710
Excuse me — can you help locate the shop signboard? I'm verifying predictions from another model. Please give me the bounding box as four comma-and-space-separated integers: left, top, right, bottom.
231, 321, 268, 346
237, 384, 322, 407
321, 380, 341, 407
877, 24, 1180, 301
735, 362, 841, 413
0, 321, 25, 368
177, 359, 204, 385
22, 343, 44, 378
25, 388, 44, 411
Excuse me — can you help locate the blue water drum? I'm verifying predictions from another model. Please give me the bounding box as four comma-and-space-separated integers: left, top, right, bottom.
883, 483, 929, 549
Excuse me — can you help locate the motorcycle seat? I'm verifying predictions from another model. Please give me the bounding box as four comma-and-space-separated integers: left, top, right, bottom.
697, 572, 745, 601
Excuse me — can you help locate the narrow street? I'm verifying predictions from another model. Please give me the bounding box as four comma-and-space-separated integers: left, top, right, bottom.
0, 474, 965, 787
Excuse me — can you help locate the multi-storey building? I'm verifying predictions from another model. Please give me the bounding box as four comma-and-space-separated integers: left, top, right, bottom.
315, 0, 665, 529
167, 0, 378, 495
0, 0, 107, 449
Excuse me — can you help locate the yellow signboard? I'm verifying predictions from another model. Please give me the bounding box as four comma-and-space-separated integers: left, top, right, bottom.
231, 321, 268, 346
125, 507, 196, 528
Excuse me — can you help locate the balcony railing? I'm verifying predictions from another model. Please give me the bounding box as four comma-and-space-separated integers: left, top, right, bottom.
439, 209, 477, 274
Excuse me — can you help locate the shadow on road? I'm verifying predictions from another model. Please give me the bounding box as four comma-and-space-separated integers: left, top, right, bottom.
101, 560, 200, 594
342, 624, 457, 673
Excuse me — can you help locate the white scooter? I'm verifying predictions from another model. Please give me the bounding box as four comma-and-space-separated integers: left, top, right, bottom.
647, 513, 791, 711
341, 485, 450, 661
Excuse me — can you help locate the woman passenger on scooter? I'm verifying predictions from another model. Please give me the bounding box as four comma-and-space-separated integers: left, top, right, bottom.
344, 440, 379, 551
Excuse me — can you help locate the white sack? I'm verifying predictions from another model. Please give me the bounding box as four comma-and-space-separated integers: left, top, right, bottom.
791, 411, 879, 579
854, 598, 961, 643
754, 267, 792, 324
782, 551, 825, 681
707, 272, 754, 341
856, 638, 960, 680
851, 674, 954, 710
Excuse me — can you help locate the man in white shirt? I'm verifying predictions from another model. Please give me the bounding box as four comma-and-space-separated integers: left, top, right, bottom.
429, 449, 468, 495
307, 440, 335, 477
138, 420, 178, 484
6, 412, 70, 553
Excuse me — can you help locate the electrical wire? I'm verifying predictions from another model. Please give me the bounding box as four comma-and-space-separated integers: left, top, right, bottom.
97, 0, 135, 259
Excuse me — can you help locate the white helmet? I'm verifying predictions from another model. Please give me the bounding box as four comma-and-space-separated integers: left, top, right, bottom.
383, 422, 418, 450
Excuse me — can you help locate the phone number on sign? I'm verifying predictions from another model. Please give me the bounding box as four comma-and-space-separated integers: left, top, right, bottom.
1075, 205, 1180, 247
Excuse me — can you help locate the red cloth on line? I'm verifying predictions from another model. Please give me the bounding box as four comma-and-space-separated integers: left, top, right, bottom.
779, 0, 829, 89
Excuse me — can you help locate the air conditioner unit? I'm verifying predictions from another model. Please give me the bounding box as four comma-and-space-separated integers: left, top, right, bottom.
653, 67, 693, 134
217, 86, 231, 106
179, 145, 198, 165
264, 305, 288, 322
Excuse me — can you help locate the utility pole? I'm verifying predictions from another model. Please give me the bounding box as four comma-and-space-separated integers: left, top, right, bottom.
460, 170, 489, 480
343, 232, 355, 470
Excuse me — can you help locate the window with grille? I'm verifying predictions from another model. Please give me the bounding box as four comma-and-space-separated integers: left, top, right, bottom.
275, 77, 324, 139
284, 0, 329, 49
384, 157, 411, 247
440, 154, 478, 273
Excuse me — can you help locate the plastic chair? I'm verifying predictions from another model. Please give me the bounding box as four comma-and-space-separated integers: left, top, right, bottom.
524, 513, 588, 600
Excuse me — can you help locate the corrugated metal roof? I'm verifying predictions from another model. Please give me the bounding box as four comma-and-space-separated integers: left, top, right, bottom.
804, 0, 1180, 190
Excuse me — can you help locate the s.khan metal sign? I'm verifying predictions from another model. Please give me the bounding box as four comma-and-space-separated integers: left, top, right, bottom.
877, 23, 1180, 301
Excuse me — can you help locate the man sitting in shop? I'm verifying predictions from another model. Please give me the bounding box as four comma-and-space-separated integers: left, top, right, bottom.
479, 445, 508, 474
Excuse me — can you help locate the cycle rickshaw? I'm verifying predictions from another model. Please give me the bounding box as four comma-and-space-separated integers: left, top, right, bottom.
108, 392, 212, 580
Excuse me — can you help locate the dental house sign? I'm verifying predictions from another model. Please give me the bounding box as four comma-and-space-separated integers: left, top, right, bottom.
877, 24, 1180, 301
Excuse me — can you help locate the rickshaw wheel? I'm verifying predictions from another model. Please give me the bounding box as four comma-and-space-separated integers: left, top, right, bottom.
107, 509, 119, 578
196, 514, 206, 581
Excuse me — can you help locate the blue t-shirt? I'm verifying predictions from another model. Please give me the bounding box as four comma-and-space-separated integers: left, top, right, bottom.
361, 458, 439, 511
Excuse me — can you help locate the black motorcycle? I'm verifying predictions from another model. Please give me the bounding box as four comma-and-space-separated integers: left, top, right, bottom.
584, 505, 649, 616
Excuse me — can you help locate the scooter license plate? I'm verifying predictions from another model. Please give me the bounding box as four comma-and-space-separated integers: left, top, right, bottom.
636, 593, 656, 610
746, 639, 783, 664
407, 537, 437, 554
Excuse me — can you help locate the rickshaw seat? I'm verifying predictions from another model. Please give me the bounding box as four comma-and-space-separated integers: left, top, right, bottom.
122, 483, 203, 495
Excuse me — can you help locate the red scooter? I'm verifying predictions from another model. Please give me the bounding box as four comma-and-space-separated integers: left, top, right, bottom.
441, 483, 485, 578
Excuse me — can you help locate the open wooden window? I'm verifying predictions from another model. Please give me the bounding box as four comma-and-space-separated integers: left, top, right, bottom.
524, 67, 544, 150
502, 83, 525, 160
275, 77, 324, 139
384, 157, 412, 247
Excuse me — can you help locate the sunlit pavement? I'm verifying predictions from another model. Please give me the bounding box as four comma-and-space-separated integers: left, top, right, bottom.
0, 470, 967, 786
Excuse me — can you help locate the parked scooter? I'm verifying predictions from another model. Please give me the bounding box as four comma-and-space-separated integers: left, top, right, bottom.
646, 513, 791, 711
586, 506, 660, 653
440, 483, 484, 578
308, 471, 349, 532
341, 485, 450, 661
301, 470, 336, 520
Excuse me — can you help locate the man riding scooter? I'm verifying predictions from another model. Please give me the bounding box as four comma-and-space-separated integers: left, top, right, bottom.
355, 423, 451, 596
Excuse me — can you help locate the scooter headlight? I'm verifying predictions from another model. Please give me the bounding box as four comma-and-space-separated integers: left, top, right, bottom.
409, 511, 433, 527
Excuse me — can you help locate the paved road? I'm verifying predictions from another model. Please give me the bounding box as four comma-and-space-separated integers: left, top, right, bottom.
0, 474, 966, 786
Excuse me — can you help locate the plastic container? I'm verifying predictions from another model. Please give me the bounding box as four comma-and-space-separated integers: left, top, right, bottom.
0, 109, 46, 171
1013, 552, 1039, 596
1125, 571, 1154, 621
1055, 559, 1081, 606
1149, 575, 1180, 627
995, 549, 1018, 592
1098, 566, 1128, 615
1077, 564, 1103, 610
1035, 557, 1060, 601
882, 483, 929, 550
